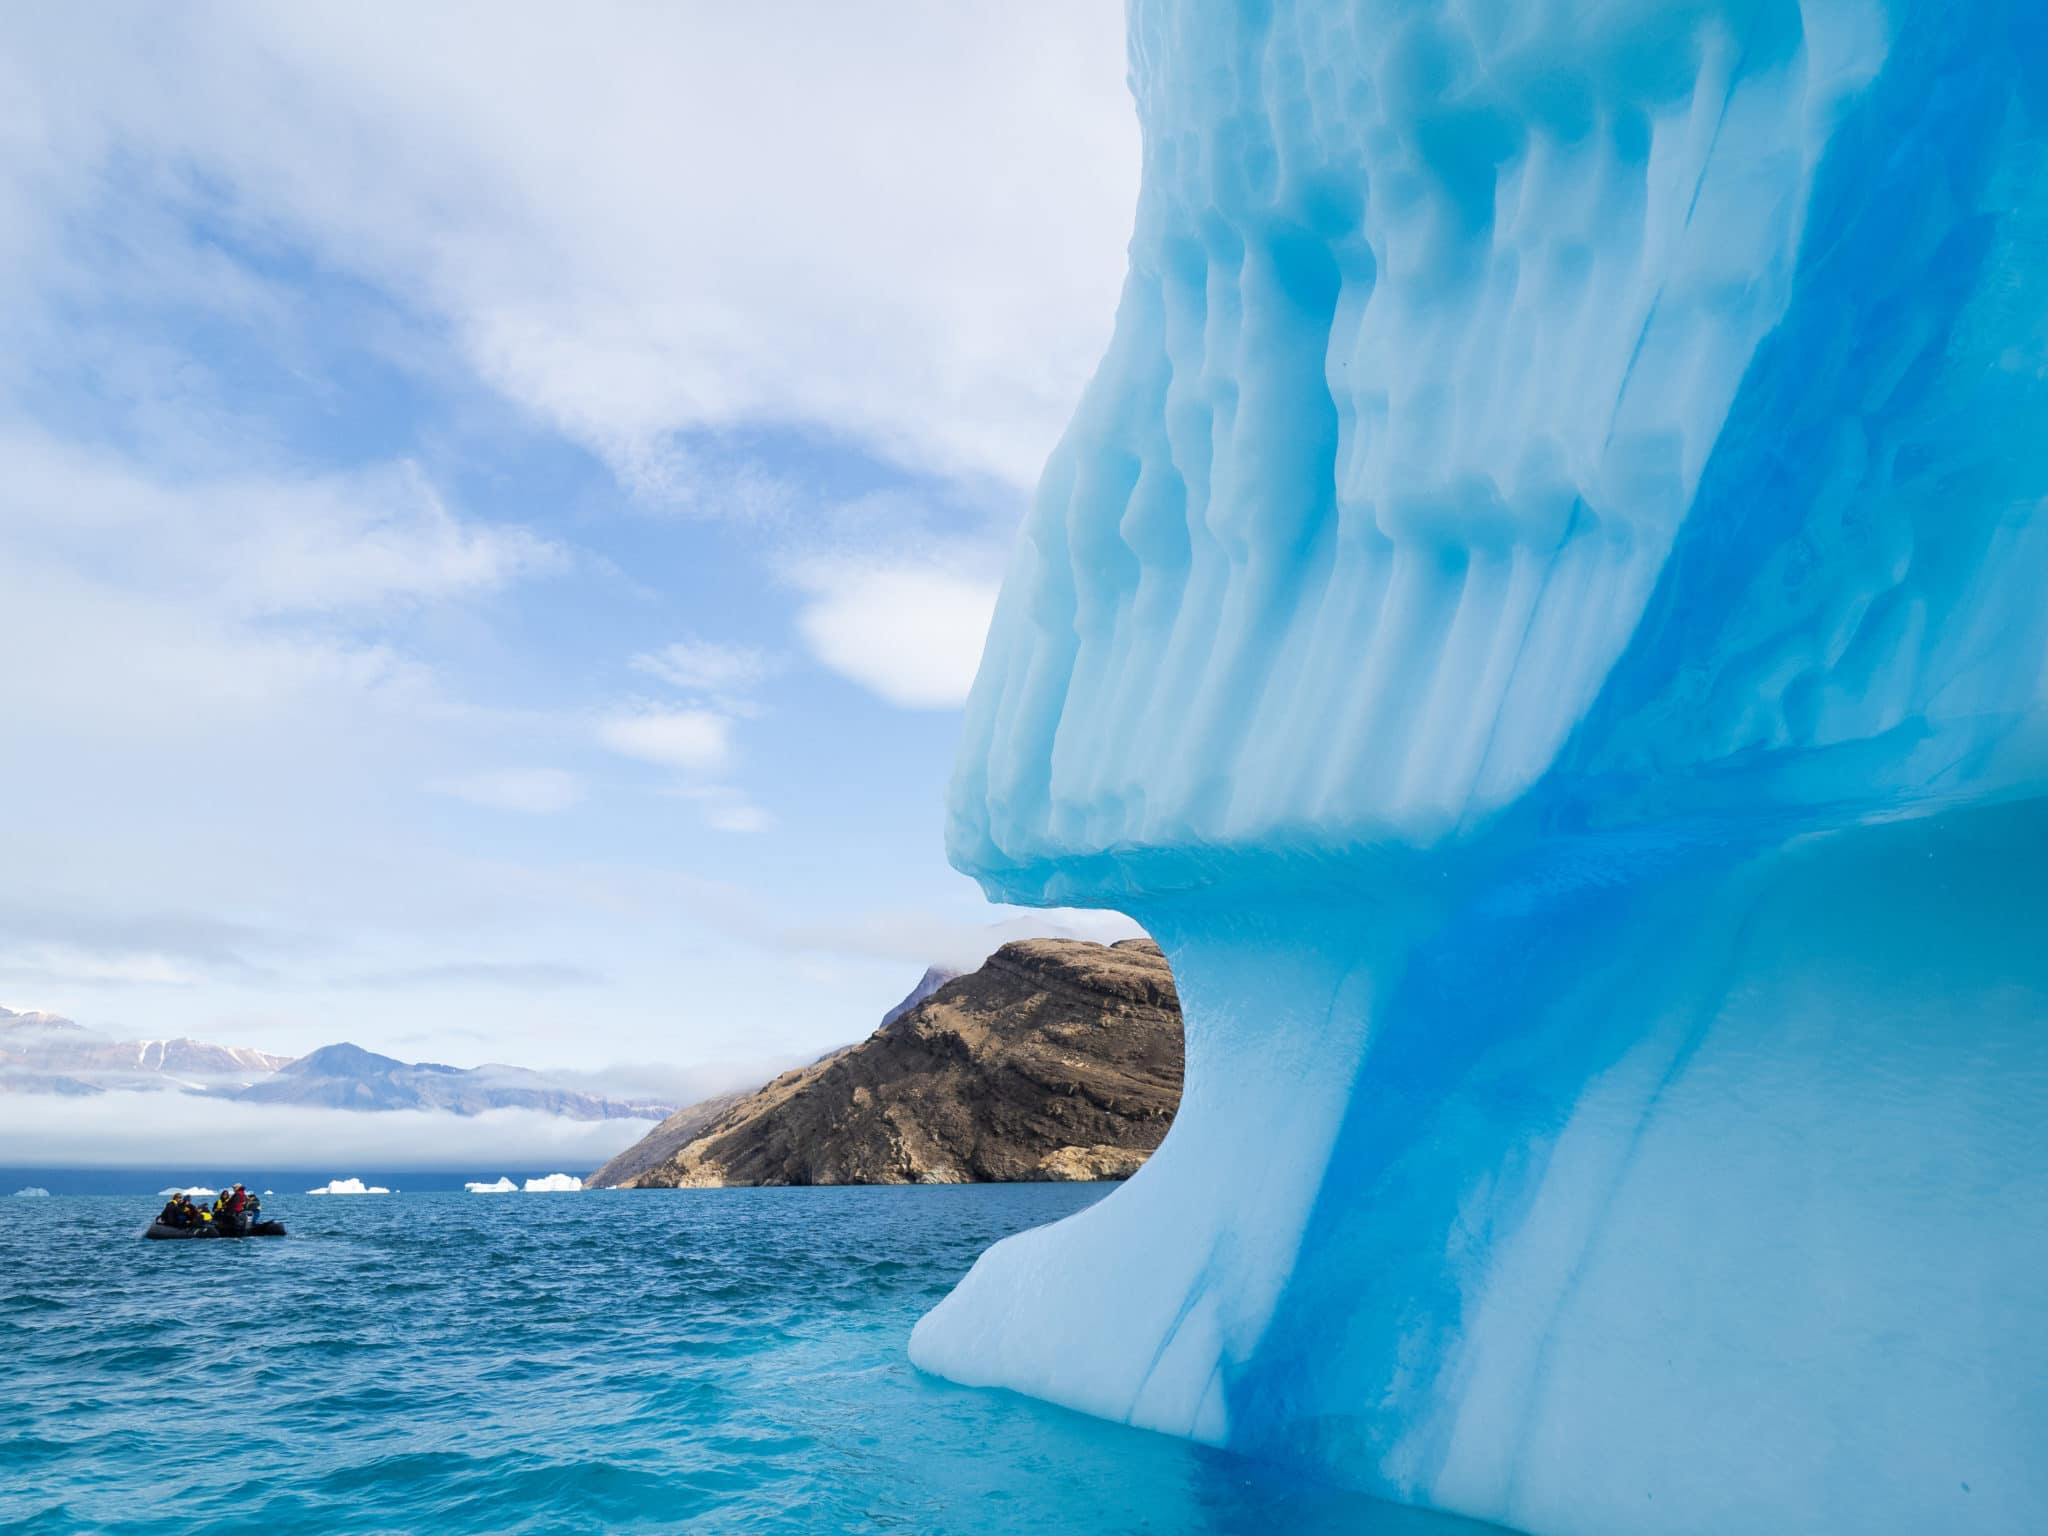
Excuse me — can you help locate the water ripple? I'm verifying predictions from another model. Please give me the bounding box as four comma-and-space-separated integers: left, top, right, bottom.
1, 1187, 1500, 1535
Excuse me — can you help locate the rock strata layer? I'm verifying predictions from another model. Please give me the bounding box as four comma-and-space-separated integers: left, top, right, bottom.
594, 939, 1181, 1188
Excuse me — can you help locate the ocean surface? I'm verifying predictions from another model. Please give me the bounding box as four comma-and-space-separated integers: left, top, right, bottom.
1, 1182, 1504, 1535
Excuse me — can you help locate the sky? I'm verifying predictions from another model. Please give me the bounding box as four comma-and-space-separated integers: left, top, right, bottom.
0, 3, 1141, 1082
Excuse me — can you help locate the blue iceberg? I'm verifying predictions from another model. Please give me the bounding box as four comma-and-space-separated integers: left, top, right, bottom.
911, 1, 2048, 1532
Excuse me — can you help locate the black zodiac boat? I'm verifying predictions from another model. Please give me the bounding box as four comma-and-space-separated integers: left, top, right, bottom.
145, 1216, 286, 1240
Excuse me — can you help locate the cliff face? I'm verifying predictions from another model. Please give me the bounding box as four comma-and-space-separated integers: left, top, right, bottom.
596, 938, 1182, 1188
584, 1090, 752, 1189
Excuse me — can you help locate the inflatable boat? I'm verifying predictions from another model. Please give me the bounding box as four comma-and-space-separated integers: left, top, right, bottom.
145, 1219, 286, 1239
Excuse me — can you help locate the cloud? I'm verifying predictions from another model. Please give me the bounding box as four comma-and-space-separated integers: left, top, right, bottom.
0, 429, 557, 767
664, 783, 773, 835
0, 1091, 655, 1171
340, 961, 604, 992
0, 9, 1141, 1076
0, 946, 206, 988
632, 639, 776, 699
617, 640, 780, 829
0, 4, 1135, 496
793, 560, 1000, 708
432, 768, 584, 815
543, 1054, 807, 1109
2, 430, 559, 617
596, 707, 733, 773
0, 903, 298, 990
776, 905, 1148, 972
704, 801, 772, 835
598, 704, 772, 831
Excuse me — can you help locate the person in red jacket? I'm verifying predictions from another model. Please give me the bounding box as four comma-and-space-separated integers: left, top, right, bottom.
227, 1184, 248, 1215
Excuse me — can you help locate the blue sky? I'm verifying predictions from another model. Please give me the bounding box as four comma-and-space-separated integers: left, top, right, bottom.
0, 3, 1139, 1083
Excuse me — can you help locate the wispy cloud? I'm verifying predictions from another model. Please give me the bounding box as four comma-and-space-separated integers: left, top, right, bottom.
632, 638, 776, 700
610, 639, 778, 831
664, 783, 774, 835
0, 7, 1139, 1077
776, 906, 1147, 972
791, 558, 999, 709
0, 429, 557, 759
3, 430, 560, 617
0, 6, 1133, 496
340, 961, 604, 992
432, 768, 584, 815
0, 1092, 655, 1171
0, 903, 301, 990
596, 708, 733, 773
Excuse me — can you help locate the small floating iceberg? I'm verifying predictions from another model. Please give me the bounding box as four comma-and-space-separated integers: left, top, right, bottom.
465, 1177, 518, 1193
306, 1177, 390, 1195
12, 1187, 50, 1198
522, 1173, 582, 1193
158, 1185, 220, 1197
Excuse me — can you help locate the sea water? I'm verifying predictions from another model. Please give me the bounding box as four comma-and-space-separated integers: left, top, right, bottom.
0, 1184, 1500, 1535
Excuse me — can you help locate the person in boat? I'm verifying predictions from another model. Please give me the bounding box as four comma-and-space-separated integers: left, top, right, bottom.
213, 1183, 248, 1233
156, 1195, 187, 1228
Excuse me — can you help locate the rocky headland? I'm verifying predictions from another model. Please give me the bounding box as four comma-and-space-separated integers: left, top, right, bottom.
590, 937, 1183, 1188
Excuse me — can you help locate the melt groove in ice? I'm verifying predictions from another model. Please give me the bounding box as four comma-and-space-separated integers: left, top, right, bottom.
912, 3, 2048, 1534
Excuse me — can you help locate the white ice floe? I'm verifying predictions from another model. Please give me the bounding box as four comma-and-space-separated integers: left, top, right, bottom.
305, 1177, 390, 1195
465, 1176, 518, 1193
158, 1185, 220, 1197
521, 1173, 582, 1192
11, 1187, 50, 1198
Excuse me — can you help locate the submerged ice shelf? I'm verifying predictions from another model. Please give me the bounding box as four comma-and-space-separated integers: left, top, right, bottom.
912, 2, 2048, 1534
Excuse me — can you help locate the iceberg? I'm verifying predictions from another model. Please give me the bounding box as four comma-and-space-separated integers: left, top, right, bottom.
12, 1187, 50, 1198
306, 1177, 390, 1195
521, 1173, 582, 1193
912, 3, 2048, 1534
463, 1174, 583, 1193
158, 1185, 220, 1197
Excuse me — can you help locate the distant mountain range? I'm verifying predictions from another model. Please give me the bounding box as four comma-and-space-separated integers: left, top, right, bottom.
0, 1007, 673, 1121
238, 1042, 672, 1120
1, 913, 1151, 1133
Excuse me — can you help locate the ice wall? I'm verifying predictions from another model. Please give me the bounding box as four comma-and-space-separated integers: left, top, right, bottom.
912, 3, 2048, 1533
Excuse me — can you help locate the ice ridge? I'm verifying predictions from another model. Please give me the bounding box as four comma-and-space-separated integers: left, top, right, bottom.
913, 3, 2048, 1534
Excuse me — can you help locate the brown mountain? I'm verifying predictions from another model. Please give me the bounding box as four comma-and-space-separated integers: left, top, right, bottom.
590, 937, 1183, 1188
